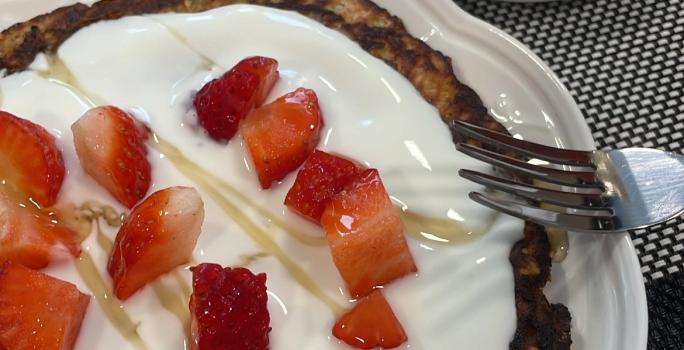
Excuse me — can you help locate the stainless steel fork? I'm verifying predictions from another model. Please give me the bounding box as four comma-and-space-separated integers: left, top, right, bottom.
451, 121, 684, 233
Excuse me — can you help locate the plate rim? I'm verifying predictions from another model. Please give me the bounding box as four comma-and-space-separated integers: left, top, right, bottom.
388, 0, 648, 348
0, 1, 648, 349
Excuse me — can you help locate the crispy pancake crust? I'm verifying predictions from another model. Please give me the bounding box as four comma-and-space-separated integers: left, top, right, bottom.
510, 223, 572, 350
0, 0, 503, 133
0, 1, 570, 348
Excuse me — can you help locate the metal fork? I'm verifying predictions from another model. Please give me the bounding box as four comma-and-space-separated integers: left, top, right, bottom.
451, 121, 684, 233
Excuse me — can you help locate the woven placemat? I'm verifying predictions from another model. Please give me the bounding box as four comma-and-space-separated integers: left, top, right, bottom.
452, 0, 684, 349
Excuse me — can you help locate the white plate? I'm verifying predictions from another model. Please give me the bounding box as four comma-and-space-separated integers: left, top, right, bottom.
0, 1, 646, 350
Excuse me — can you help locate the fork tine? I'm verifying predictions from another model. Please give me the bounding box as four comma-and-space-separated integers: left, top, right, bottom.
456, 143, 601, 187
469, 192, 615, 232
459, 169, 606, 208
451, 120, 596, 167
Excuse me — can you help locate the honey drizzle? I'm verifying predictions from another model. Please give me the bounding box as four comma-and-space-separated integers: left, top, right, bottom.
65, 201, 192, 346
74, 253, 148, 350
151, 135, 344, 314
546, 226, 570, 262
172, 270, 193, 304
33, 52, 497, 320
400, 210, 488, 245
60, 202, 148, 350
208, 177, 326, 247
97, 233, 191, 327
532, 180, 571, 262
91, 208, 193, 330
151, 281, 191, 331
37, 55, 107, 107
236, 252, 270, 267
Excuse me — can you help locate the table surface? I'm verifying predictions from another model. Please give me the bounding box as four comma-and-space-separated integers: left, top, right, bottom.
453, 0, 683, 349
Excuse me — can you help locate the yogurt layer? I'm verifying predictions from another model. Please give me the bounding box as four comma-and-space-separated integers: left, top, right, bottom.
0, 5, 523, 349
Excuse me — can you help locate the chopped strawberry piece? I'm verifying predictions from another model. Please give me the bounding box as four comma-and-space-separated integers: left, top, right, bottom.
0, 188, 80, 269
194, 56, 279, 142
0, 111, 65, 207
195, 71, 258, 141
240, 88, 323, 189
71, 106, 151, 208
285, 150, 362, 222
333, 290, 407, 349
232, 56, 279, 107
189, 263, 270, 350
321, 169, 417, 298
108, 186, 204, 300
0, 261, 90, 350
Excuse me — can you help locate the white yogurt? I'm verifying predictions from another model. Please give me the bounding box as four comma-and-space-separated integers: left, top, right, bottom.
0, 5, 523, 349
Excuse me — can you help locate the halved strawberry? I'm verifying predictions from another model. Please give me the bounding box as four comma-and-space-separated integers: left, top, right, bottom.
108, 186, 204, 300
0, 111, 65, 207
240, 88, 323, 189
0, 261, 90, 350
333, 290, 407, 349
189, 263, 270, 350
71, 106, 151, 209
284, 150, 362, 222
194, 56, 279, 142
0, 188, 80, 269
321, 169, 417, 298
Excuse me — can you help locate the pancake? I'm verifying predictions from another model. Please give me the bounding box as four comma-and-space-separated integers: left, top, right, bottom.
0, 1, 571, 348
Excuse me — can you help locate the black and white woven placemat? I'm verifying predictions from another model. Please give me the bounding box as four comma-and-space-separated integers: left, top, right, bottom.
452, 0, 684, 349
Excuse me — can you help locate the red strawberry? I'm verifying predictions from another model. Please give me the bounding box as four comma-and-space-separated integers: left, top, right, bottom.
194, 56, 279, 142
108, 186, 204, 300
321, 169, 417, 298
0, 261, 90, 350
232, 56, 279, 107
0, 111, 65, 207
0, 188, 80, 269
333, 290, 407, 349
284, 150, 362, 222
189, 263, 270, 350
71, 106, 151, 209
240, 88, 323, 189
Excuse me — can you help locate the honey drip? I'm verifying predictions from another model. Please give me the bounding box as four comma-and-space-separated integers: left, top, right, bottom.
151, 135, 344, 314
154, 140, 325, 247
63, 201, 193, 347
33, 54, 498, 321
58, 202, 147, 350
400, 210, 491, 245
37, 55, 107, 107
74, 254, 148, 350
546, 226, 570, 262
151, 281, 191, 332
172, 270, 193, 304
97, 231, 192, 330
236, 252, 270, 267
532, 179, 571, 262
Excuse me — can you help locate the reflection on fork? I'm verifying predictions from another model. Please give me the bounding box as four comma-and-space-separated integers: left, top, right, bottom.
451, 121, 684, 233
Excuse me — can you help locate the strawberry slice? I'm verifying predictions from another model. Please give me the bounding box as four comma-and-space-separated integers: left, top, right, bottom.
194, 56, 279, 142
108, 186, 204, 300
0, 261, 90, 350
240, 88, 323, 189
284, 150, 362, 222
71, 106, 151, 209
333, 290, 407, 349
0, 188, 80, 269
189, 263, 270, 350
321, 169, 417, 298
0, 111, 65, 207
